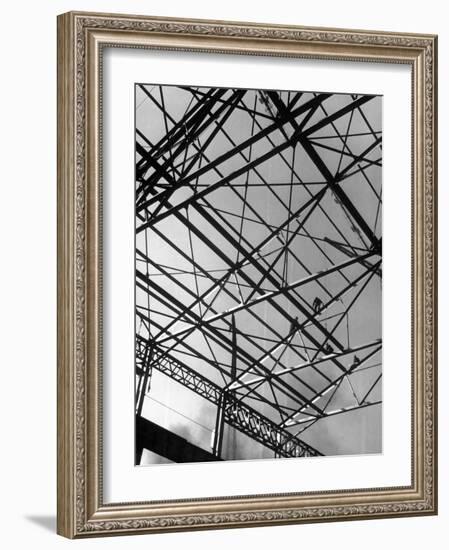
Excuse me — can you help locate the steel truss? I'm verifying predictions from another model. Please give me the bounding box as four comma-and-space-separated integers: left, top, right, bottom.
135, 84, 383, 461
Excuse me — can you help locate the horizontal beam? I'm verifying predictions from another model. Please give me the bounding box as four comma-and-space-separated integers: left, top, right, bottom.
229, 338, 382, 390
288, 400, 381, 427
160, 249, 377, 344
136, 415, 221, 464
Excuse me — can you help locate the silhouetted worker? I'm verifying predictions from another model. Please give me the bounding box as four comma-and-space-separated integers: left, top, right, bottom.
323, 343, 333, 355
290, 316, 299, 333
351, 355, 360, 368
313, 297, 323, 313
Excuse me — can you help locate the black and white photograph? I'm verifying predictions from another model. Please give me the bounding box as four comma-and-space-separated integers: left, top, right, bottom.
1, 0, 440, 544
134, 83, 383, 465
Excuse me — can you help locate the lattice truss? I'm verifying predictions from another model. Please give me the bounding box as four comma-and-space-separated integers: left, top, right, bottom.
135, 84, 382, 461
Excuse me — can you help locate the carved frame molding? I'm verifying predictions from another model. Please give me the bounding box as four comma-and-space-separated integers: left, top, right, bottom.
57, 11, 437, 538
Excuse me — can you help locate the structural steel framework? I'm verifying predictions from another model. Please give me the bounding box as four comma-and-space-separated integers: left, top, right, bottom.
135, 84, 383, 463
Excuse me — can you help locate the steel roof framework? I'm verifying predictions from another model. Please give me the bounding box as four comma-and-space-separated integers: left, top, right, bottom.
135, 84, 383, 462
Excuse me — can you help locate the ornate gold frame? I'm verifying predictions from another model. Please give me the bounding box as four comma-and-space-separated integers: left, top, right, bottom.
57, 11, 438, 538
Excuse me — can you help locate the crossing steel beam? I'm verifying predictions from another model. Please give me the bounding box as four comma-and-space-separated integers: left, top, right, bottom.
136, 344, 322, 458
135, 84, 383, 461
